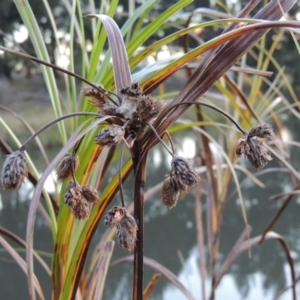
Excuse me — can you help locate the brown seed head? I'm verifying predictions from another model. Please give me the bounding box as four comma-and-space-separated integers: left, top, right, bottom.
117, 212, 137, 251
173, 175, 188, 192
136, 95, 164, 122
236, 137, 272, 170
171, 156, 199, 187
161, 176, 180, 208
64, 182, 82, 207
245, 138, 272, 170
87, 94, 107, 108
83, 84, 107, 106
248, 123, 273, 139
104, 206, 137, 251
56, 153, 79, 181
152, 99, 164, 118
71, 199, 90, 220
82, 185, 99, 203
235, 139, 250, 157
104, 206, 126, 226
95, 125, 125, 146
120, 83, 142, 97
99, 101, 118, 116
1, 150, 28, 190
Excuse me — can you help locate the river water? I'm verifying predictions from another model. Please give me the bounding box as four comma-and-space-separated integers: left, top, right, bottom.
1, 136, 300, 300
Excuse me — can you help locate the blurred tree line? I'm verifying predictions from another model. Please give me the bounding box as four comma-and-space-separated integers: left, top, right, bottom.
0, 0, 300, 96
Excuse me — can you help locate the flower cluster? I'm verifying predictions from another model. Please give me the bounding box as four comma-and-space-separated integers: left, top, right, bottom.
55, 152, 99, 219
236, 123, 273, 170
56, 153, 79, 181
1, 150, 28, 190
104, 206, 137, 251
83, 82, 164, 147
95, 124, 125, 146
161, 156, 200, 208
64, 181, 99, 220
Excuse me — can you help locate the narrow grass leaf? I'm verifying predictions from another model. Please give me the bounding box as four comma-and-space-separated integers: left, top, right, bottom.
60, 159, 132, 300
14, 0, 67, 143
0, 117, 57, 236
111, 256, 196, 300
84, 241, 115, 300
120, 0, 157, 38
259, 183, 300, 245
143, 273, 161, 300
86, 14, 132, 94
0, 104, 49, 165
142, 20, 300, 93
0, 226, 51, 276
27, 117, 110, 299
0, 235, 45, 300
130, 18, 261, 72
86, 0, 118, 83
194, 188, 206, 300
126, 0, 192, 59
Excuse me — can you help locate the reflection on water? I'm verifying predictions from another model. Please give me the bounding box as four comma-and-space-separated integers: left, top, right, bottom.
1, 136, 300, 299
163, 247, 294, 300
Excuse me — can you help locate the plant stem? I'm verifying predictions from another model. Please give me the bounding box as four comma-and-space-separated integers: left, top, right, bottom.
20, 112, 103, 150
132, 142, 147, 300
0, 45, 120, 105
119, 143, 126, 207
168, 101, 247, 135
195, 106, 218, 300
145, 122, 174, 157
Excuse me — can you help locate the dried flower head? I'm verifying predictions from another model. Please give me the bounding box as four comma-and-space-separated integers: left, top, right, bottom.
64, 182, 82, 207
235, 140, 250, 157
71, 199, 90, 220
171, 156, 199, 187
99, 101, 118, 116
82, 185, 99, 203
83, 84, 119, 116
1, 150, 28, 190
104, 206, 137, 251
248, 123, 273, 139
161, 175, 180, 208
95, 125, 125, 146
116, 83, 142, 119
243, 138, 272, 170
83, 84, 107, 106
120, 83, 142, 97
104, 206, 126, 226
56, 153, 79, 181
117, 212, 137, 251
236, 123, 273, 170
136, 95, 164, 122
64, 182, 91, 220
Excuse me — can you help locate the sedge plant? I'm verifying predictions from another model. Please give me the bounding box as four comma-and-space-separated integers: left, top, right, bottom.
1, 0, 300, 299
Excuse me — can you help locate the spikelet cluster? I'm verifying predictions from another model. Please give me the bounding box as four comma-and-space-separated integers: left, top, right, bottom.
1, 150, 28, 190
83, 82, 164, 147
95, 125, 125, 146
64, 181, 100, 220
236, 123, 273, 170
83, 85, 117, 116
104, 206, 137, 251
161, 176, 180, 208
161, 156, 199, 208
56, 153, 79, 181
